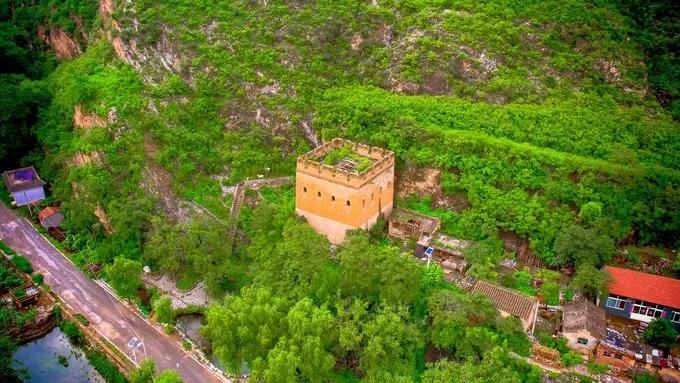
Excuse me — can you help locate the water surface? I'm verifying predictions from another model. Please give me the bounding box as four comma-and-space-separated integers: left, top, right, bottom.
13, 327, 104, 383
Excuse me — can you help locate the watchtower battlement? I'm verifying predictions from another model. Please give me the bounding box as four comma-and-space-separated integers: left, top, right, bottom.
295, 138, 395, 244
296, 138, 395, 189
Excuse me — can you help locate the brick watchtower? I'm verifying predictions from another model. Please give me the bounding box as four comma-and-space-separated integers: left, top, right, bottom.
296, 138, 395, 244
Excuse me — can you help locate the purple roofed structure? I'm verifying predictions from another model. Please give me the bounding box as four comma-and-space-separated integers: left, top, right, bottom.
2, 166, 46, 207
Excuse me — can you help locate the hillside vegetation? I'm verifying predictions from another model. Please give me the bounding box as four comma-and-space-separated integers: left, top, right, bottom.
23, 0, 676, 263
1, 0, 679, 381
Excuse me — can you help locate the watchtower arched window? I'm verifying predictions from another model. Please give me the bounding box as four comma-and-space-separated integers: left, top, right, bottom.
303, 186, 307, 192
332, 196, 336, 202
317, 191, 321, 197
346, 200, 350, 206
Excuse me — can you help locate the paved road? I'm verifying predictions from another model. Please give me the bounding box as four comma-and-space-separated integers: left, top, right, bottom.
0, 204, 223, 383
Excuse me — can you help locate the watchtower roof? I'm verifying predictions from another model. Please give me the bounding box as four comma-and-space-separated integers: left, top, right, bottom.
298, 138, 393, 174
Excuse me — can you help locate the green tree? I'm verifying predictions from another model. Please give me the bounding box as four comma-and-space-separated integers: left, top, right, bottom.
0, 75, 49, 167
579, 202, 603, 224
129, 359, 155, 383
428, 289, 498, 350
154, 370, 184, 383
570, 265, 610, 300
334, 297, 369, 364
205, 289, 337, 381
0, 266, 22, 293
553, 225, 614, 267
144, 217, 233, 295
464, 238, 504, 281
641, 318, 679, 348
360, 304, 422, 379
338, 233, 420, 305
251, 223, 332, 301
0, 335, 23, 383
129, 359, 183, 383
537, 281, 560, 305
496, 316, 532, 357
106, 258, 142, 298
252, 299, 336, 383
421, 263, 445, 291
153, 296, 175, 325
422, 351, 523, 383
202, 287, 288, 373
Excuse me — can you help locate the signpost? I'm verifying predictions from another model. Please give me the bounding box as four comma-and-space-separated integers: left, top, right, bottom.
127, 336, 147, 365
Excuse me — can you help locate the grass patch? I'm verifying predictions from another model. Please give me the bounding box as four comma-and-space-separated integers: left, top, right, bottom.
176, 274, 200, 291
31, 273, 44, 285
320, 144, 373, 173
85, 350, 127, 383
0, 241, 16, 256
12, 256, 33, 274
59, 319, 84, 345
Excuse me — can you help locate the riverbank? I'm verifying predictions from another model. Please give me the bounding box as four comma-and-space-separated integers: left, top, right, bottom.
0, 204, 226, 382
14, 327, 105, 383
1, 239, 129, 382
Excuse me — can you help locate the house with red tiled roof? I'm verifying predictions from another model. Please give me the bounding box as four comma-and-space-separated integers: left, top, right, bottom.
602, 266, 680, 328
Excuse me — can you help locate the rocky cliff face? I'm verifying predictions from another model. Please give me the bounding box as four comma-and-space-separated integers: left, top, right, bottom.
37, 26, 82, 59
101, 0, 184, 85
26, 0, 679, 265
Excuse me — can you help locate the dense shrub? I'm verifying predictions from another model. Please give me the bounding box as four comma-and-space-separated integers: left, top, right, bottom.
152, 296, 175, 325
0, 265, 22, 293
59, 320, 83, 344
31, 273, 44, 285
0, 241, 15, 256
85, 350, 127, 383
11, 256, 33, 274
641, 318, 679, 349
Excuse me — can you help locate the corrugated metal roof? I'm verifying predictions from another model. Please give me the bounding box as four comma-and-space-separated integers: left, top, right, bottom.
471, 280, 538, 323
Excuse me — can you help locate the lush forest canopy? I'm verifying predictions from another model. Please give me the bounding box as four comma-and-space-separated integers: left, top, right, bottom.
1, 0, 679, 381
201, 195, 538, 381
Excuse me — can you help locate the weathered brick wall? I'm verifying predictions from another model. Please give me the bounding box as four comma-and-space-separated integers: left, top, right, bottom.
295, 139, 395, 243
